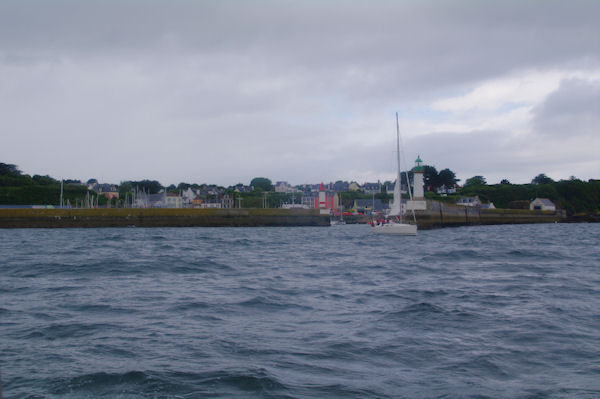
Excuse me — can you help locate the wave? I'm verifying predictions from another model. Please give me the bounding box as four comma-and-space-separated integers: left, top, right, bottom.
17, 322, 120, 341
48, 368, 289, 397
235, 295, 313, 312
3, 224, 600, 398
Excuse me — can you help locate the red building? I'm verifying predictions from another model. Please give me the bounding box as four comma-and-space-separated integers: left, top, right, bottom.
314, 182, 338, 211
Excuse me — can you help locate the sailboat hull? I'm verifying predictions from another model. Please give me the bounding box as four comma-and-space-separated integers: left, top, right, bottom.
371, 222, 417, 235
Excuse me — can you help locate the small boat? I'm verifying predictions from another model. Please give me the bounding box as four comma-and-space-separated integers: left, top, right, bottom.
371, 112, 417, 236
371, 219, 417, 235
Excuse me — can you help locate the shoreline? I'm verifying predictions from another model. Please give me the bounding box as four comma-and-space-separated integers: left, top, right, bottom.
341, 200, 567, 229
0, 208, 330, 228
0, 200, 582, 229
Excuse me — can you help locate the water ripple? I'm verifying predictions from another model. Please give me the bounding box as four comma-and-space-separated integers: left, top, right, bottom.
1, 223, 599, 398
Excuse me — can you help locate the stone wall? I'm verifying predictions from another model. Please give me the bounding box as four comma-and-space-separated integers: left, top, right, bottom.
0, 208, 330, 228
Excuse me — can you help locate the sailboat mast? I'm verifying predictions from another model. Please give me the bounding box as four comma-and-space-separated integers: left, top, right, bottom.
395, 112, 402, 223
60, 179, 64, 208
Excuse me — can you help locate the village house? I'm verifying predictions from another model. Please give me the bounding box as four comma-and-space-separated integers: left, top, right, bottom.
362, 182, 382, 194
95, 184, 119, 199
231, 183, 252, 193
165, 193, 183, 208
274, 181, 297, 193
333, 181, 349, 192
530, 198, 556, 211
437, 185, 457, 195
198, 194, 234, 209
456, 196, 482, 207
181, 188, 197, 205
385, 181, 408, 195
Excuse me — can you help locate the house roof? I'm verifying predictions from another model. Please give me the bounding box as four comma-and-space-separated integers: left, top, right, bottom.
354, 199, 387, 211
96, 183, 118, 192
363, 182, 381, 189
533, 198, 555, 206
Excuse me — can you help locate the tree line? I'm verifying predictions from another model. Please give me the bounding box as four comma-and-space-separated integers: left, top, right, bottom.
454, 173, 600, 216
2, 162, 598, 215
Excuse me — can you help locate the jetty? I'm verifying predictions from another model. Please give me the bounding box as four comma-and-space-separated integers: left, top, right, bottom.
0, 200, 568, 229
0, 208, 330, 228
344, 199, 565, 228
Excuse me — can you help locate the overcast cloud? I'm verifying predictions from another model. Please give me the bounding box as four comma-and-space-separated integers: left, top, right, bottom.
1, 0, 599, 186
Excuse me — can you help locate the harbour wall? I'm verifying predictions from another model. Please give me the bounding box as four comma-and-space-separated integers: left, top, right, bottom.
344, 200, 565, 229
0, 208, 330, 228
414, 200, 564, 229
0, 202, 567, 229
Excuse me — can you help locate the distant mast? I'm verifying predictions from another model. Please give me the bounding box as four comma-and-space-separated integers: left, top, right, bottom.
396, 112, 402, 223
60, 179, 64, 208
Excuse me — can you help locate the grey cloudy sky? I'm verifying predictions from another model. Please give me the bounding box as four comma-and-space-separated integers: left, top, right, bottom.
1, 0, 599, 186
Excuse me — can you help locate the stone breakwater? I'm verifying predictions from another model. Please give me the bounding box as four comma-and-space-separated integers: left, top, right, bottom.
0, 208, 330, 228
415, 200, 565, 229
0, 201, 566, 229
343, 200, 565, 229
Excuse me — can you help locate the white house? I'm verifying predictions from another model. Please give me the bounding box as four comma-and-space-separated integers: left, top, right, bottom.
181, 188, 197, 204
457, 196, 482, 207
437, 185, 457, 195
530, 198, 556, 211
165, 194, 183, 208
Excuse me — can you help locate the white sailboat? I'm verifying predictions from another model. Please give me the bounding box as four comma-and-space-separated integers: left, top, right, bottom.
371, 113, 417, 235
330, 202, 346, 226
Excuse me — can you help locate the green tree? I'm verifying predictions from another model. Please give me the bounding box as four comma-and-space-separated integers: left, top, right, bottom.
32, 175, 58, 186
438, 168, 458, 187
0, 163, 20, 176
118, 181, 133, 197
131, 180, 163, 194
423, 165, 439, 190
532, 173, 554, 184
500, 179, 511, 185
465, 175, 487, 187
250, 177, 273, 191
177, 182, 193, 191
0, 163, 35, 186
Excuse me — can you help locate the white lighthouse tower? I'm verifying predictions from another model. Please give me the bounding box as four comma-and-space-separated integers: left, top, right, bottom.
412, 155, 425, 199
407, 155, 427, 210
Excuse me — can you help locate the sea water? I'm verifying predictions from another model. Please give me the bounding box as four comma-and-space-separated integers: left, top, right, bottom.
1, 223, 599, 398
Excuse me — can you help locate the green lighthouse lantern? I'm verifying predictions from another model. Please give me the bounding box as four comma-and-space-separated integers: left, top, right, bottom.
413, 155, 424, 173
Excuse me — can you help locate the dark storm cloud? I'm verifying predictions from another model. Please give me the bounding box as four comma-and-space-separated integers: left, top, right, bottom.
533, 78, 600, 137
1, 0, 599, 184
2, 1, 597, 96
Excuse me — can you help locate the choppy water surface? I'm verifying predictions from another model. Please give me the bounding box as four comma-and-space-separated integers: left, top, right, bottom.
1, 223, 599, 398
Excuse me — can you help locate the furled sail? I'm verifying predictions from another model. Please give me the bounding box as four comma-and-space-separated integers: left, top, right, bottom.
389, 174, 402, 216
